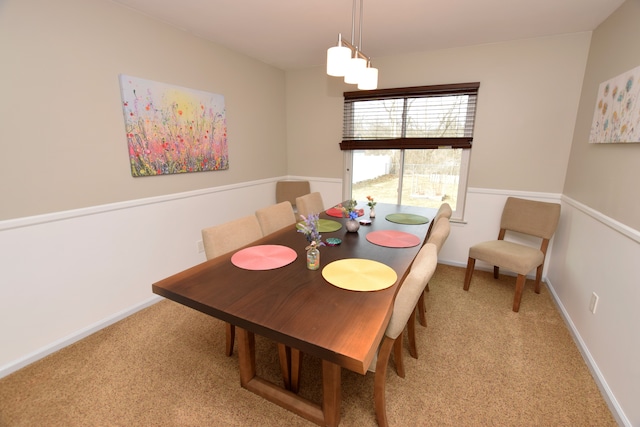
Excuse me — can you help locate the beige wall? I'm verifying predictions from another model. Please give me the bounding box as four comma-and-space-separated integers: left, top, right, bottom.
0, 0, 287, 221
286, 33, 591, 195
563, 0, 640, 231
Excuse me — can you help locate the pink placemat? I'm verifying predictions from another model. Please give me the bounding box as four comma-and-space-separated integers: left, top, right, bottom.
326, 207, 365, 218
326, 207, 344, 217
366, 230, 421, 248
231, 245, 297, 270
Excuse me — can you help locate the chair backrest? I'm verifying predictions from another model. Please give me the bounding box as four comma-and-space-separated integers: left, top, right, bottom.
500, 197, 561, 240
426, 217, 450, 254
255, 201, 297, 236
201, 215, 263, 260
426, 202, 452, 237
385, 243, 438, 340
295, 192, 325, 219
276, 180, 310, 210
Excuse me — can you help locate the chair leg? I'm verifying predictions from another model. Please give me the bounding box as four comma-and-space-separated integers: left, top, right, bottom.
513, 274, 526, 312
393, 337, 405, 378
374, 336, 395, 427
493, 265, 500, 279
463, 257, 476, 291
225, 323, 235, 356
417, 292, 427, 327
534, 264, 543, 294
407, 308, 419, 359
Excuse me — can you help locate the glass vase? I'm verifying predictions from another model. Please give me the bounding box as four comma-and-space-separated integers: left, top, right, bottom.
346, 219, 360, 233
306, 246, 320, 270
369, 207, 376, 218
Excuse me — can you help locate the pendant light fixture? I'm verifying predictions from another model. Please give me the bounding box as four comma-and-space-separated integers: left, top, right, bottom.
326, 0, 378, 90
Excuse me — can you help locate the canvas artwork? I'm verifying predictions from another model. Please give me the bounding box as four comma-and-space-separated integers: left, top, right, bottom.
119, 75, 229, 176
589, 65, 640, 143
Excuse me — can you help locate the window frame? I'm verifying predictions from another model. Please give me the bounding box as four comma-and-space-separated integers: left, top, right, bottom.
340, 82, 479, 220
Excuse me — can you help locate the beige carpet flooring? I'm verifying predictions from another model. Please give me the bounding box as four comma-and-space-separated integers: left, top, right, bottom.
0, 265, 617, 426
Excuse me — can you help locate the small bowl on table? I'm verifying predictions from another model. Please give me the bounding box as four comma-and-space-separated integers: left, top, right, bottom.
326, 238, 342, 246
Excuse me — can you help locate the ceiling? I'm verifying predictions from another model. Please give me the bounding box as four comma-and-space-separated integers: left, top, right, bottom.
111, 0, 624, 71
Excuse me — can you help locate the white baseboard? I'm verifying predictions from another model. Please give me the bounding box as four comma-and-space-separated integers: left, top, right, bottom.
545, 278, 631, 427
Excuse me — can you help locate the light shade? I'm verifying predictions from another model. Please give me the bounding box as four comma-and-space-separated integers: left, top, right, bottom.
326, 45, 352, 77
344, 57, 367, 84
326, 0, 378, 90
357, 66, 378, 90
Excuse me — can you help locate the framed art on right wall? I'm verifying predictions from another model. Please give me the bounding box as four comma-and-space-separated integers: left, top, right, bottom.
589, 64, 640, 143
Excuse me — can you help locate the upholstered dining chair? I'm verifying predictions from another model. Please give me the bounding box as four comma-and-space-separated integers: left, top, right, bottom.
295, 192, 325, 219
463, 197, 561, 312
370, 243, 438, 427
417, 202, 452, 323
201, 215, 264, 356
411, 217, 450, 358
255, 201, 297, 236
275, 180, 310, 212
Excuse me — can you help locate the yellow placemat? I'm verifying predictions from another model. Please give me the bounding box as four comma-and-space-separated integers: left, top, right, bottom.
322, 259, 398, 291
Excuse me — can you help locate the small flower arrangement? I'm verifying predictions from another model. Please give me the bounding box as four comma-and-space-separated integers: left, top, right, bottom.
366, 196, 377, 208
338, 199, 358, 218
297, 213, 325, 248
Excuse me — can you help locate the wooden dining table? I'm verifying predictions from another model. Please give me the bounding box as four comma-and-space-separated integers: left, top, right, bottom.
152, 202, 431, 426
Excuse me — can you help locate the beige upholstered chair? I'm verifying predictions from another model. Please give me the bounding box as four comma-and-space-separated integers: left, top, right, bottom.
255, 201, 297, 236
463, 197, 561, 312
295, 192, 325, 219
369, 243, 438, 427
275, 180, 310, 212
201, 215, 263, 355
417, 202, 453, 326
410, 217, 450, 358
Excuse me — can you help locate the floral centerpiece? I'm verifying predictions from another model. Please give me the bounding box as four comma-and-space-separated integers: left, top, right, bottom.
338, 199, 364, 219
337, 199, 362, 232
297, 213, 324, 270
366, 195, 377, 208
338, 199, 358, 218
366, 195, 377, 218
297, 213, 325, 248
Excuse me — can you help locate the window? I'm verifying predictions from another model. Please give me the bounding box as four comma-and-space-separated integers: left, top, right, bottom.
341, 83, 479, 219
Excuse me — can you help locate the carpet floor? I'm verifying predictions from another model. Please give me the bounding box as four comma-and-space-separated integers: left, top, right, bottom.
0, 265, 617, 426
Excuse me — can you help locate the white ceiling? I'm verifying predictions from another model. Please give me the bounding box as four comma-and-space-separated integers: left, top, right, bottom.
111, 0, 624, 71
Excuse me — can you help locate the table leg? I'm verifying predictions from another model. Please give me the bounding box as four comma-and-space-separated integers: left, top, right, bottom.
237, 328, 256, 386
277, 343, 292, 390
322, 359, 341, 427
290, 347, 302, 394
277, 344, 302, 393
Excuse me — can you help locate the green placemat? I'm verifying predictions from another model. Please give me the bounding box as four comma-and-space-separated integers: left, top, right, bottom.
385, 213, 430, 225
297, 219, 342, 233
318, 219, 342, 232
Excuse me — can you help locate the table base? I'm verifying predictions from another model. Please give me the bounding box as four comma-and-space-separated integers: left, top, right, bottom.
238, 328, 341, 427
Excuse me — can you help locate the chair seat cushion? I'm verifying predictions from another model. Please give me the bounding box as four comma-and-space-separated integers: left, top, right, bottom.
469, 240, 544, 275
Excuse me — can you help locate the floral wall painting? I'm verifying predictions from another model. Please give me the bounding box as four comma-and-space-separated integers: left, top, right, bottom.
119, 75, 229, 176
589, 64, 640, 143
